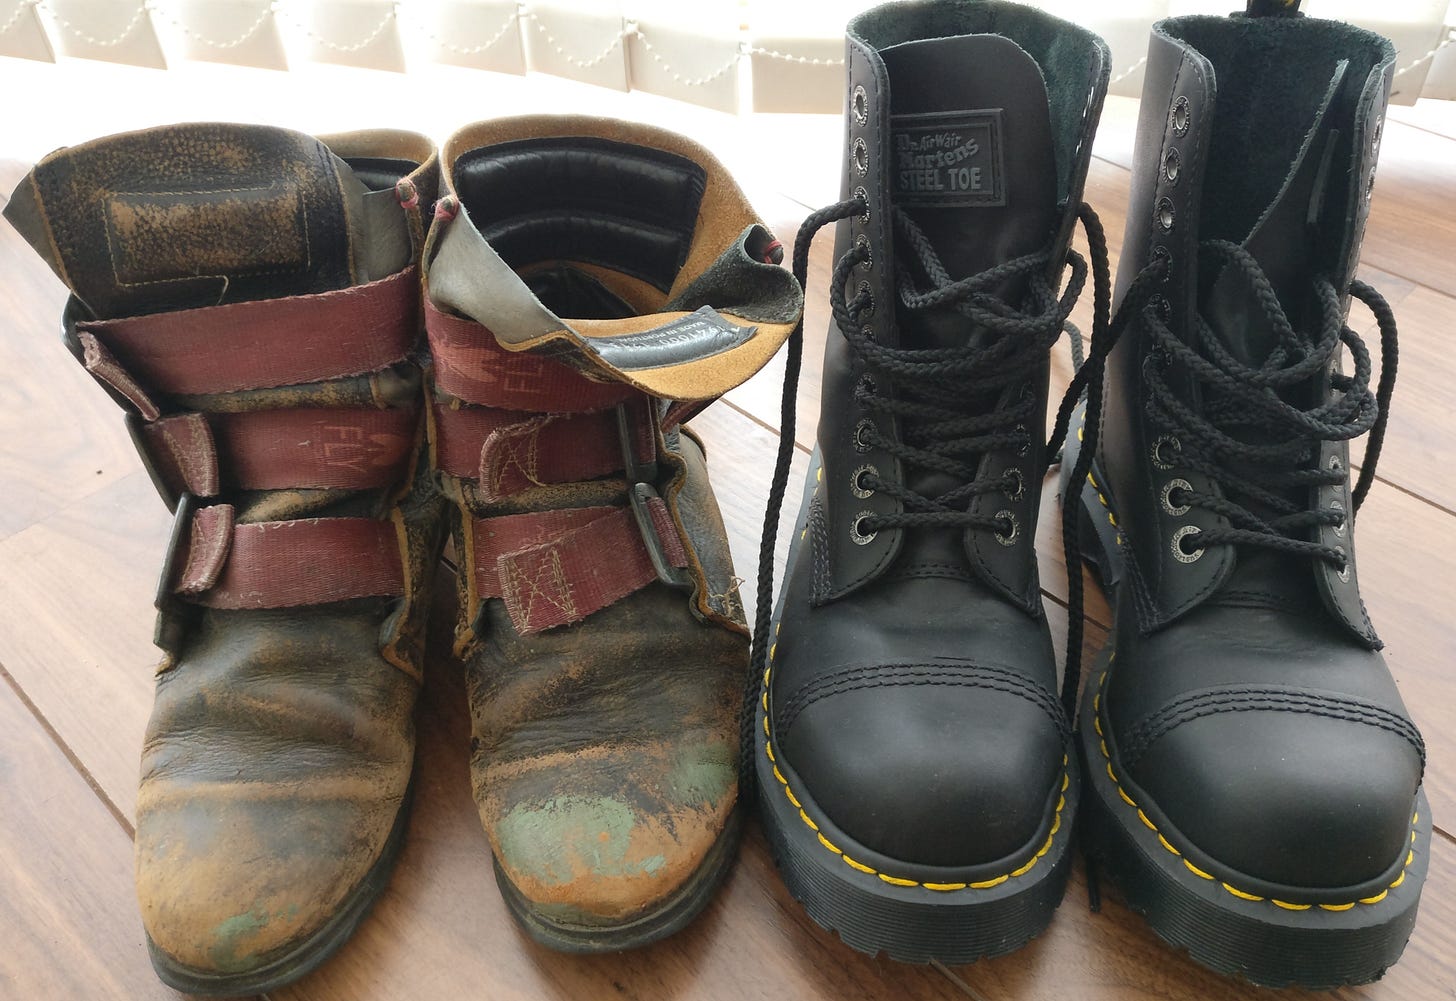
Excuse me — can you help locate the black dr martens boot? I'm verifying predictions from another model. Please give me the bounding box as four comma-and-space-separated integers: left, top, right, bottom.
749, 0, 1110, 963
1060, 3, 1429, 988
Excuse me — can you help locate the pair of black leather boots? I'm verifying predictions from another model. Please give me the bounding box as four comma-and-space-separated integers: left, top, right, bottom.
752, 0, 1427, 988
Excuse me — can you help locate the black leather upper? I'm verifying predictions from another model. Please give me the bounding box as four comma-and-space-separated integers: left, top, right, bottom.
1095, 11, 1420, 893
768, 0, 1108, 870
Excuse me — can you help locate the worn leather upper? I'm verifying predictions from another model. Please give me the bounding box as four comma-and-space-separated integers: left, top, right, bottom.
6, 124, 442, 975
1095, 13, 1423, 894
769, 0, 1108, 870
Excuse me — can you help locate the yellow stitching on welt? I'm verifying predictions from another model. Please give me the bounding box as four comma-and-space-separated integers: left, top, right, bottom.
879, 874, 918, 887
924, 882, 967, 891
765, 741, 775, 762
817, 832, 841, 854
843, 855, 876, 874
1092, 673, 1416, 912
970, 875, 1009, 889
798, 809, 819, 831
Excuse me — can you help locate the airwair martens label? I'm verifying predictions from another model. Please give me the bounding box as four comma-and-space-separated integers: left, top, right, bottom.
890, 109, 1007, 208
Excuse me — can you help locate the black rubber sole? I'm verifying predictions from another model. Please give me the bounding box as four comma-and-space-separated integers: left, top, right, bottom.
1081, 660, 1431, 988
492, 806, 744, 953
147, 779, 415, 996
755, 674, 1077, 964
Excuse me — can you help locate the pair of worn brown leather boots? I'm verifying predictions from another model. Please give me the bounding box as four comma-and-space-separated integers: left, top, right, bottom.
6, 118, 801, 993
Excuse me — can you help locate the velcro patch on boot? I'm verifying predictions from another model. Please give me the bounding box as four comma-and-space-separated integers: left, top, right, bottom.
891, 110, 1007, 208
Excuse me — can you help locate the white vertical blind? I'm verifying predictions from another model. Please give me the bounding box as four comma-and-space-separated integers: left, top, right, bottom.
1, 0, 1452, 105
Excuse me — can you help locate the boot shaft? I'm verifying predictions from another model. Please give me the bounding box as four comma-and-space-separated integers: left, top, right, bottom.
1100, 9, 1396, 639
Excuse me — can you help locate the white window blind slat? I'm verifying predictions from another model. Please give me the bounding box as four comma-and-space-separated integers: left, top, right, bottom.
0, 0, 57, 61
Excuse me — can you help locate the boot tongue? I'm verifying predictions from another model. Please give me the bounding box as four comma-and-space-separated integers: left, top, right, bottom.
4, 123, 389, 319
880, 33, 1058, 350
1204, 60, 1350, 367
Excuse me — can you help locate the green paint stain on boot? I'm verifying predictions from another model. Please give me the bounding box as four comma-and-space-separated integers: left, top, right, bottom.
664, 740, 734, 808
497, 796, 639, 885
209, 909, 269, 972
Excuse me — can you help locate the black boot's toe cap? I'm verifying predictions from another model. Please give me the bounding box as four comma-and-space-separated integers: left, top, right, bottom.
775, 668, 1066, 868
1132, 710, 1422, 891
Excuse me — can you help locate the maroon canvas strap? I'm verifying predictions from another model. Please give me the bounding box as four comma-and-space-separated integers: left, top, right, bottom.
472, 500, 688, 634
424, 298, 634, 412
79, 266, 419, 398
136, 407, 418, 499
433, 397, 655, 500
172, 504, 405, 609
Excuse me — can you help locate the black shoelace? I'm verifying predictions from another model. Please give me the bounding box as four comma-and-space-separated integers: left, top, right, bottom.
739, 192, 1111, 794
1055, 239, 1399, 721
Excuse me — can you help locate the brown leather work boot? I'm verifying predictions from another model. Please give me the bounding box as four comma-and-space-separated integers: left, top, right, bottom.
422, 116, 802, 950
5, 125, 443, 994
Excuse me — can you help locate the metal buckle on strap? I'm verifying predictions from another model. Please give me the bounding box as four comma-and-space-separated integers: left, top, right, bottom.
617, 403, 691, 590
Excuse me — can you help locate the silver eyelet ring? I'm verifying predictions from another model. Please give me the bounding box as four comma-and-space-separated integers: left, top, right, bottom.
852, 185, 870, 223
1151, 434, 1181, 470
1171, 524, 1203, 563
852, 136, 869, 176
1003, 467, 1025, 500
853, 418, 876, 453
850, 464, 878, 500
852, 85, 869, 127
1328, 454, 1344, 474
854, 233, 873, 269
994, 510, 1020, 547
1335, 545, 1351, 582
1171, 95, 1190, 135
850, 511, 878, 546
857, 374, 877, 397
1331, 498, 1347, 537
1164, 147, 1181, 184
1155, 196, 1175, 232
1161, 478, 1192, 516
1015, 423, 1030, 456
857, 280, 876, 317
1150, 294, 1173, 324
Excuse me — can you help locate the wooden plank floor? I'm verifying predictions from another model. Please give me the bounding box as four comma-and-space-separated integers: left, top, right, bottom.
2, 96, 1455, 1001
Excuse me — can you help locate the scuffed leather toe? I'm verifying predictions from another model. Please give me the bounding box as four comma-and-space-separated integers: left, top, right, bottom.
135, 606, 417, 975
777, 666, 1066, 868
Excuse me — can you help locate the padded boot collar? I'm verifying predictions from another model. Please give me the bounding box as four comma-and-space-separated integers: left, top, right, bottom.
423, 115, 802, 402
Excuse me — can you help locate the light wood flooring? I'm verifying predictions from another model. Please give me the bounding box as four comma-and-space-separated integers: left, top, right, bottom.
1, 96, 1453, 1000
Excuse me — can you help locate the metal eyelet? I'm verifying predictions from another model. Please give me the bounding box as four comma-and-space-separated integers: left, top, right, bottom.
856, 374, 877, 397
1161, 478, 1192, 516
852, 136, 869, 176
854, 233, 872, 269
1151, 434, 1181, 470
1171, 95, 1190, 135
1328, 454, 1344, 474
1149, 294, 1172, 324
1334, 545, 1351, 582
850, 511, 877, 546
1171, 524, 1202, 563
857, 280, 876, 318
852, 418, 876, 453
1163, 147, 1181, 184
1003, 467, 1025, 501
994, 510, 1020, 547
1015, 423, 1030, 456
852, 185, 870, 223
1331, 498, 1347, 537
852, 85, 869, 126
850, 464, 877, 499
1151, 244, 1171, 277
1155, 196, 1175, 232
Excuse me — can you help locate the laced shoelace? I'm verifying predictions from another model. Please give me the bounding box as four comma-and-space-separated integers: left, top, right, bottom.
739, 192, 1111, 794
1055, 239, 1399, 720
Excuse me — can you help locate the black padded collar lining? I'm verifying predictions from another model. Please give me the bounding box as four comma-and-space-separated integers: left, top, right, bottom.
452, 136, 707, 294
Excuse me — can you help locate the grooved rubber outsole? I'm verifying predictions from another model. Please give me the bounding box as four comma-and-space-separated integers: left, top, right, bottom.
146, 779, 415, 996
1080, 661, 1431, 988
492, 807, 744, 953
755, 697, 1078, 964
